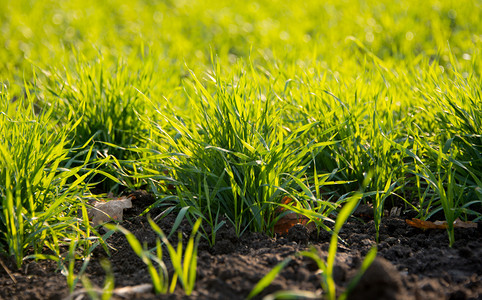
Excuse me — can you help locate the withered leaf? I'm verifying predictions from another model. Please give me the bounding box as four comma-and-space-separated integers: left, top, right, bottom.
273, 197, 314, 234
405, 218, 477, 230
88, 196, 133, 226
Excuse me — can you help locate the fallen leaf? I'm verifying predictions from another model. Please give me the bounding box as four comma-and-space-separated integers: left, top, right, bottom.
88, 196, 133, 225
275, 196, 294, 213
405, 218, 477, 230
406, 218, 445, 229
274, 212, 311, 234
453, 218, 478, 228
273, 197, 313, 234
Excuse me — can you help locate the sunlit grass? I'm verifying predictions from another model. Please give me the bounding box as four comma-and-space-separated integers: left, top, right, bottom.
0, 86, 106, 268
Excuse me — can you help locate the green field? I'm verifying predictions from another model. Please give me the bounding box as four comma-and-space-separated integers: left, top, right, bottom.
1, 0, 481, 294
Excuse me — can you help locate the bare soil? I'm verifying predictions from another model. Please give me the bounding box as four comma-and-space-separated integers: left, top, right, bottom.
1, 191, 481, 300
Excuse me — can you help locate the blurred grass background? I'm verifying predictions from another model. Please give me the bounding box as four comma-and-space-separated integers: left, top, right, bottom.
1, 0, 480, 88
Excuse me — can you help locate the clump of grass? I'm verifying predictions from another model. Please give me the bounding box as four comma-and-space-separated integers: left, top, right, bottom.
145, 64, 340, 236
0, 85, 101, 268
28, 226, 115, 295
34, 57, 155, 192
414, 146, 479, 247
107, 217, 202, 295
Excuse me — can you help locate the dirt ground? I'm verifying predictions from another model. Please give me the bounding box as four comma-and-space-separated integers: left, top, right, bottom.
1, 191, 481, 300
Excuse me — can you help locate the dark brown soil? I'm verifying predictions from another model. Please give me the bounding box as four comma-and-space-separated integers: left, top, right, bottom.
1, 192, 481, 300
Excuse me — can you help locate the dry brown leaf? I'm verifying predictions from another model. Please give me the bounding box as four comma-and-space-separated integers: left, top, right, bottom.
405, 218, 477, 230
275, 196, 294, 213
88, 196, 133, 225
274, 213, 311, 234
273, 197, 313, 234
453, 218, 478, 228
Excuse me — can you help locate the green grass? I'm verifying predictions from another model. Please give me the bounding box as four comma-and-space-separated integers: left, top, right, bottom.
0, 87, 103, 268
1, 0, 481, 297
106, 217, 202, 295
